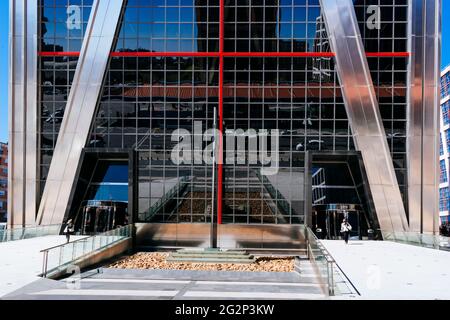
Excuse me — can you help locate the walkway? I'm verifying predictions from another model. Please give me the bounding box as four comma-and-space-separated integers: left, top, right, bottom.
321, 240, 450, 300
0, 235, 85, 297
4, 263, 328, 300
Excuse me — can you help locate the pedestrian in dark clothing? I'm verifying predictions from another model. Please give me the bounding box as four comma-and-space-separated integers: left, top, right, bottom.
64, 219, 74, 243
341, 219, 352, 244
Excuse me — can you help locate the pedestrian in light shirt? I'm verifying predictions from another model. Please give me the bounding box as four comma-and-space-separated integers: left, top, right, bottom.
341, 218, 352, 244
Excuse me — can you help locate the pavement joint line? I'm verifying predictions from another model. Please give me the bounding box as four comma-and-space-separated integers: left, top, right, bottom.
30, 289, 180, 297
183, 291, 326, 299
194, 281, 321, 287
173, 281, 197, 300
80, 278, 191, 284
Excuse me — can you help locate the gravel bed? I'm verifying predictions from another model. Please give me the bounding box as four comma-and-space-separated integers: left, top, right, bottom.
108, 252, 295, 273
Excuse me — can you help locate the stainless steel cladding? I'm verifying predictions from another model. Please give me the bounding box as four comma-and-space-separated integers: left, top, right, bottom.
407, 0, 441, 235
320, 0, 409, 237
8, 0, 441, 241
8, 0, 39, 228
36, 0, 125, 225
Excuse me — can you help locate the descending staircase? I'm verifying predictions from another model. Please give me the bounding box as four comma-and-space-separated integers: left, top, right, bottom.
167, 248, 256, 264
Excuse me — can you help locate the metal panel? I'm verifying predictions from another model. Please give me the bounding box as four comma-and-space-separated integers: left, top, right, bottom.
407, 0, 424, 232
320, 0, 409, 237
407, 0, 441, 234
8, 0, 38, 228
36, 0, 125, 225
135, 223, 306, 250
422, 0, 441, 234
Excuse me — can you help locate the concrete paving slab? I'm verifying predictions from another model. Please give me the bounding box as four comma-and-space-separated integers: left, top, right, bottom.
0, 235, 85, 298
321, 240, 450, 300
3, 267, 327, 300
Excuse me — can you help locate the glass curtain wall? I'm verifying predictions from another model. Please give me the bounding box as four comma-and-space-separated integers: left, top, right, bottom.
38, 0, 94, 198
37, 0, 410, 225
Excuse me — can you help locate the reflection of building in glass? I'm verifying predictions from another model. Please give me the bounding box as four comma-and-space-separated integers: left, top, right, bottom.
440, 66, 450, 231
38, 1, 93, 200
9, 1, 441, 245
0, 143, 7, 223
312, 15, 332, 82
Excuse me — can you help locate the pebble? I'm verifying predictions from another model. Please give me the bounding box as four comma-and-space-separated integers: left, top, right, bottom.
108, 253, 295, 273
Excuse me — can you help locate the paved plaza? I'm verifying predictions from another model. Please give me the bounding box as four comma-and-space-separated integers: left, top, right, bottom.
322, 240, 450, 300
3, 237, 450, 300
0, 235, 85, 298
3, 266, 328, 300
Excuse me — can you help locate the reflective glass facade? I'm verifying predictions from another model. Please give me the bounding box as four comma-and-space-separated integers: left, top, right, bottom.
441, 69, 450, 99
33, 0, 411, 227
440, 67, 450, 224
7, 0, 438, 237
38, 0, 94, 197
0, 143, 7, 223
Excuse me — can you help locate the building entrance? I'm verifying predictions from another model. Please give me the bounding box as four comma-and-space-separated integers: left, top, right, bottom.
81, 201, 129, 235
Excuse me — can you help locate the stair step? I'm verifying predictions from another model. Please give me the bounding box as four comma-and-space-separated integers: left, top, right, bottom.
177, 249, 248, 255
168, 248, 256, 264
170, 253, 254, 259
166, 257, 256, 264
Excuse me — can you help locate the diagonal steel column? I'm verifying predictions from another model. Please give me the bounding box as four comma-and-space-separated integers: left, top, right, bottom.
320, 0, 409, 237
36, 0, 125, 225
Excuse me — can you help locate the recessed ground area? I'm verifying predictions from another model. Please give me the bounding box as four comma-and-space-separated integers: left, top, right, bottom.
108, 252, 294, 272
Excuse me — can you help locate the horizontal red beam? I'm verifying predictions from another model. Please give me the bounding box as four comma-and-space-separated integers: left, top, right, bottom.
221, 52, 335, 57
39, 51, 335, 57
38, 51, 411, 58
110, 51, 219, 57
366, 52, 410, 57
38, 51, 81, 57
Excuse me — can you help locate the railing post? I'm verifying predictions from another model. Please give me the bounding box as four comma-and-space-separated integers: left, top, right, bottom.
82, 239, 87, 256
328, 260, 335, 296
72, 241, 77, 261
42, 251, 49, 278
59, 246, 65, 269
306, 239, 310, 260
306, 228, 310, 260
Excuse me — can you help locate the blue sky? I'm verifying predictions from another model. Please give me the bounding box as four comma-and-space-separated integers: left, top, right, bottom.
0, 3, 450, 143
442, 3, 450, 69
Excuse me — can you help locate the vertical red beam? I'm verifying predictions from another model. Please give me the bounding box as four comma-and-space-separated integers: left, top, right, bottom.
217, 0, 224, 225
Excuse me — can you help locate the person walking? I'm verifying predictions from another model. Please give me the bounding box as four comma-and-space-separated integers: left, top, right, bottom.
341, 218, 352, 244
64, 219, 74, 243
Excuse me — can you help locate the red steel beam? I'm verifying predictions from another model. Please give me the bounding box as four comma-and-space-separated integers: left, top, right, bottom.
37, 46, 411, 226
366, 52, 410, 57
38, 51, 410, 57
221, 52, 336, 57
38, 51, 81, 57
110, 51, 219, 57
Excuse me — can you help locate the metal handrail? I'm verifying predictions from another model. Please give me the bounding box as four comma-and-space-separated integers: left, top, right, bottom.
305, 227, 336, 296
0, 224, 62, 231
41, 225, 131, 253
256, 172, 292, 214
384, 231, 450, 250
305, 227, 361, 297
40, 225, 132, 278
0, 224, 62, 243
144, 176, 189, 221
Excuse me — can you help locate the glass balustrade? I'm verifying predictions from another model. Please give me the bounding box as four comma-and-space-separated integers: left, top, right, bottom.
0, 225, 62, 243
383, 231, 450, 250
41, 225, 132, 278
